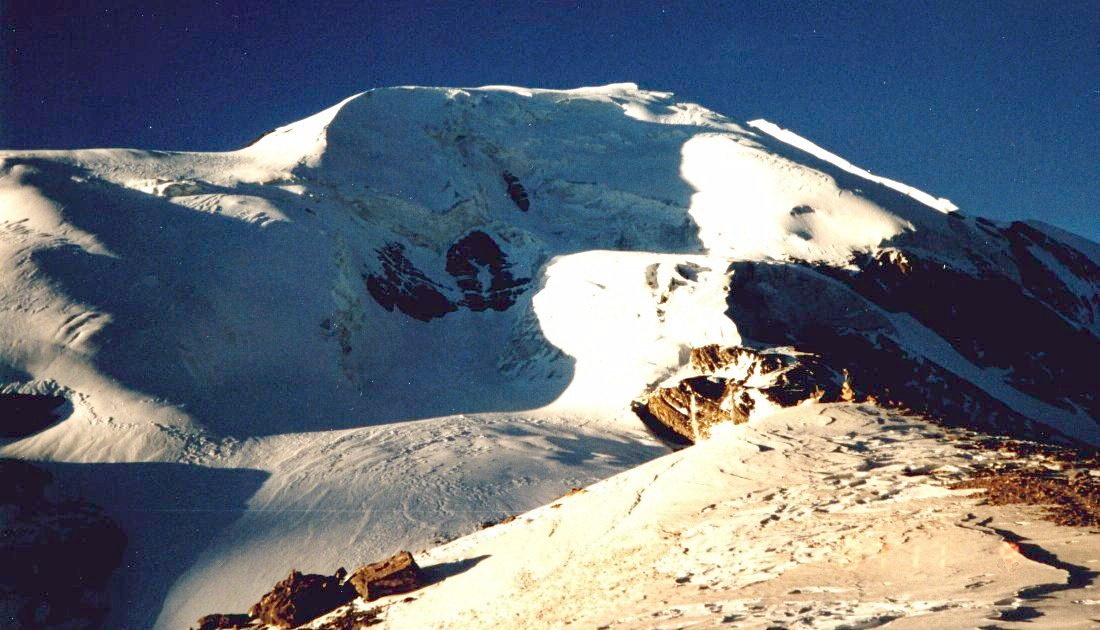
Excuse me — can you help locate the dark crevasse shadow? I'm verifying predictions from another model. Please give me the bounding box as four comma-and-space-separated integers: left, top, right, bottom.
984, 524, 1097, 623
38, 460, 269, 630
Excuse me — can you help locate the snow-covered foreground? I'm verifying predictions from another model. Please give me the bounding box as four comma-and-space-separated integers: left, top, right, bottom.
310, 404, 1099, 629
26, 410, 663, 629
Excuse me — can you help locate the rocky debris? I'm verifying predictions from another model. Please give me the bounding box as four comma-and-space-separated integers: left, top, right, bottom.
315, 607, 383, 629
364, 232, 530, 321
0, 459, 126, 630
501, 171, 530, 211
348, 551, 426, 601
951, 438, 1100, 527
637, 346, 846, 444
0, 392, 70, 438
192, 613, 254, 630
956, 470, 1100, 527
248, 569, 356, 629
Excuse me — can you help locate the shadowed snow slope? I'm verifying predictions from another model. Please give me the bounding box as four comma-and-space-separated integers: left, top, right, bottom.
0, 84, 1096, 628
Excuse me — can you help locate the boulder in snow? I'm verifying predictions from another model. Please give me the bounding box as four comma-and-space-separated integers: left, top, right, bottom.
348, 551, 426, 601
247, 569, 355, 628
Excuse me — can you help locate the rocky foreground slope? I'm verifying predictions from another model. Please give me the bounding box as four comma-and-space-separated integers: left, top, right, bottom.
193, 403, 1100, 629
0, 84, 1096, 628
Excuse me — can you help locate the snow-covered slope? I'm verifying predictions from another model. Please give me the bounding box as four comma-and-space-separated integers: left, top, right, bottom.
0, 83, 1096, 628
331, 403, 1098, 629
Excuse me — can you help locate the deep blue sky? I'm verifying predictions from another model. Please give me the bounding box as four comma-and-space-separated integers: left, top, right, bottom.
2, 0, 1096, 241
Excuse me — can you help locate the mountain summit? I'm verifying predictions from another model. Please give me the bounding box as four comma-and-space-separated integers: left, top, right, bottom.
0, 84, 1096, 628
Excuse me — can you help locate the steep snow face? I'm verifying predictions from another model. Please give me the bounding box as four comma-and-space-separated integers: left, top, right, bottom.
0, 83, 1096, 629
681, 133, 913, 263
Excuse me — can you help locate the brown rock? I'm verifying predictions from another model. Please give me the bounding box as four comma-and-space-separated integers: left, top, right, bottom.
502, 171, 530, 211
643, 376, 748, 443
348, 551, 426, 601
248, 569, 356, 628
638, 346, 850, 445
192, 613, 253, 630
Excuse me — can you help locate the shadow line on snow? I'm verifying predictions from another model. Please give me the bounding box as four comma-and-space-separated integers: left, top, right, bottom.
421, 555, 491, 586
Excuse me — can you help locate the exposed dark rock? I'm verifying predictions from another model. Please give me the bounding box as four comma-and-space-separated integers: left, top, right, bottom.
1003, 222, 1100, 331
192, 613, 254, 630
822, 244, 1100, 418
364, 243, 456, 322
365, 232, 530, 321
641, 376, 747, 443
348, 551, 426, 601
248, 569, 356, 628
502, 171, 530, 211
0, 393, 70, 438
0, 459, 127, 630
721, 260, 1090, 446
445, 231, 530, 312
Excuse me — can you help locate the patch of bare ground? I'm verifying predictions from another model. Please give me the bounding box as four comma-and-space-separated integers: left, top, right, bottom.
314, 607, 382, 629
951, 436, 1100, 528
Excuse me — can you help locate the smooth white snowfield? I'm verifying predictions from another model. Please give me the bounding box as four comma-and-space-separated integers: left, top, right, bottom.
0, 83, 1096, 628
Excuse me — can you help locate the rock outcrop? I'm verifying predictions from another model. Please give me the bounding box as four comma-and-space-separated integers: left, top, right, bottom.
502, 171, 530, 211
0, 459, 127, 630
636, 346, 847, 444
192, 613, 253, 630
348, 550, 426, 601
365, 231, 530, 321
364, 243, 456, 322
247, 569, 356, 629
445, 231, 530, 312
639, 216, 1100, 448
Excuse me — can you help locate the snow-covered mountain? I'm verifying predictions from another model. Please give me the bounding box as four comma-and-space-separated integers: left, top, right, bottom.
0, 83, 1096, 628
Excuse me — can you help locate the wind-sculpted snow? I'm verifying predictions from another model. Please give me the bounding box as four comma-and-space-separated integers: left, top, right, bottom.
0, 83, 1096, 628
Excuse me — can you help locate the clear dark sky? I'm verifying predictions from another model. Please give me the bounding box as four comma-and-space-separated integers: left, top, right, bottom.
2, 0, 1096, 241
